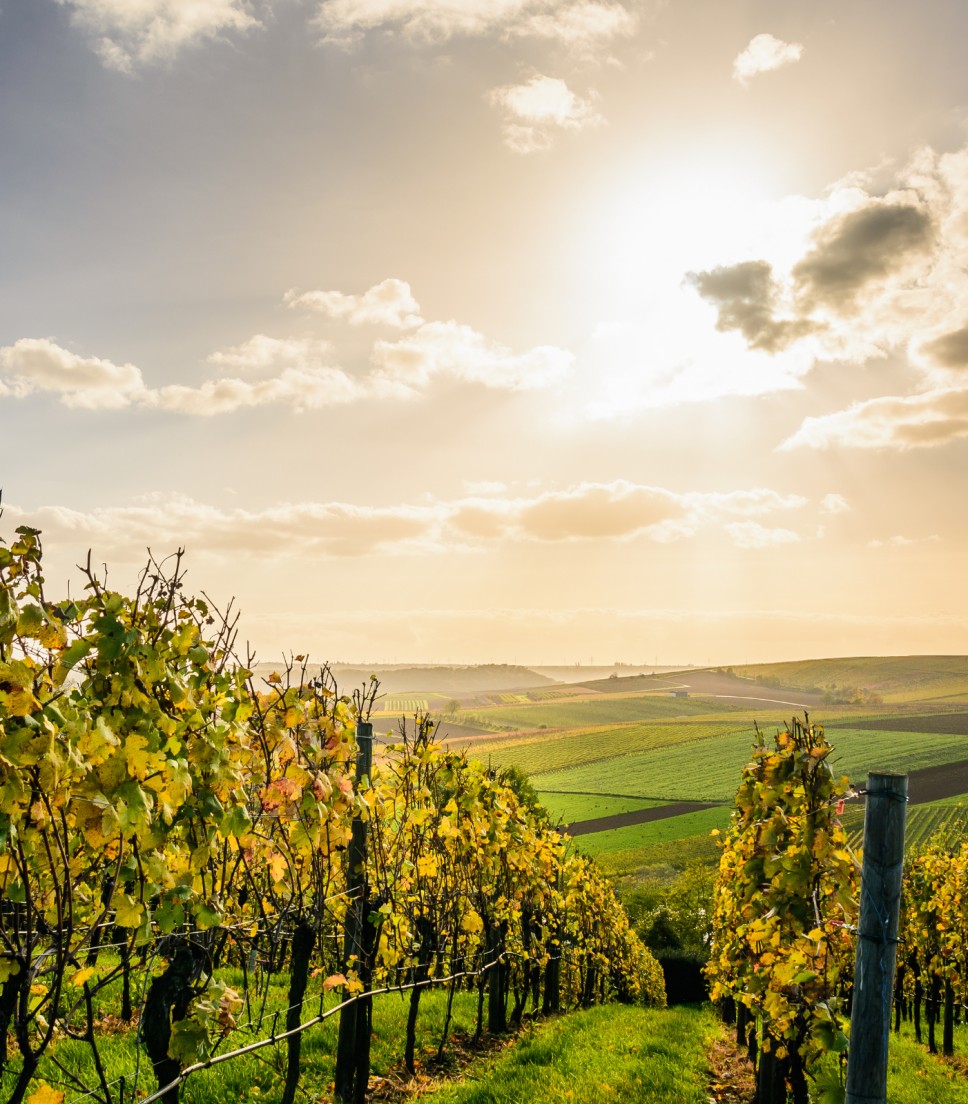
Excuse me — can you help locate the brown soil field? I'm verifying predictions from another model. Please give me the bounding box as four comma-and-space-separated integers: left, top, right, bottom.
907, 758, 968, 804
828, 711, 968, 735
564, 800, 719, 836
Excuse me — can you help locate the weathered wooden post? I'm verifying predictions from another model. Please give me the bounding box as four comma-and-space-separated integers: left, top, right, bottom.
846, 772, 907, 1104
335, 720, 373, 1104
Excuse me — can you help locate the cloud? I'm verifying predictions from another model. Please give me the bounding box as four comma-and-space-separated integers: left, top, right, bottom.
780, 387, 968, 450
207, 335, 335, 374
0, 338, 146, 409
732, 33, 803, 85
143, 366, 388, 416
868, 534, 942, 549
55, 0, 262, 72
793, 201, 933, 309
312, 0, 637, 48
687, 260, 815, 353
489, 75, 602, 153
0, 335, 387, 415
284, 279, 424, 329
725, 522, 800, 549
919, 323, 968, 370
449, 482, 806, 544
685, 138, 968, 446
1, 279, 575, 415
819, 493, 850, 515
371, 320, 574, 390
6, 481, 810, 564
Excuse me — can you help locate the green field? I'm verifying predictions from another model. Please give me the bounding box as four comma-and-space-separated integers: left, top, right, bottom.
525, 726, 968, 805
571, 806, 732, 857
437, 657, 968, 880
476, 717, 763, 777
846, 800, 968, 853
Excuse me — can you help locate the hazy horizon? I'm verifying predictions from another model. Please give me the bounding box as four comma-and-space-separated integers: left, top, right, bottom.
3, 2, 967, 666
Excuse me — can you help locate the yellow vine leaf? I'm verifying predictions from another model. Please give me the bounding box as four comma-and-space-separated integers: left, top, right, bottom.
28, 1086, 65, 1104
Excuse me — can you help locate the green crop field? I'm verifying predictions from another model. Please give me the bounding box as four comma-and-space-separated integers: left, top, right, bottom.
572, 806, 732, 857
377, 696, 431, 714
845, 800, 968, 854
528, 726, 968, 805
475, 716, 764, 777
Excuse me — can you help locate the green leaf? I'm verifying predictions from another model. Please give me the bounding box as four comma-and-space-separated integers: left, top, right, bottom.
15, 603, 44, 637
0, 587, 16, 645
168, 1016, 210, 1064
219, 804, 251, 839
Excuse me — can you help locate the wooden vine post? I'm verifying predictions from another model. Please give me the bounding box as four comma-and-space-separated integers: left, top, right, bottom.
335, 718, 374, 1104
845, 772, 907, 1104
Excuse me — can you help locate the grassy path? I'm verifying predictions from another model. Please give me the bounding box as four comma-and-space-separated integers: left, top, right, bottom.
416, 1004, 719, 1104
412, 1003, 968, 1104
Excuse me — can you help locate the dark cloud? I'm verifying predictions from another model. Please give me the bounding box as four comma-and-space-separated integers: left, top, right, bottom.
921, 324, 968, 369
689, 260, 814, 352
793, 202, 933, 308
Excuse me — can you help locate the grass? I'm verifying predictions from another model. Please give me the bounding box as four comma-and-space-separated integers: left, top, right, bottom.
9, 966, 482, 1104
571, 807, 731, 858
418, 1003, 719, 1104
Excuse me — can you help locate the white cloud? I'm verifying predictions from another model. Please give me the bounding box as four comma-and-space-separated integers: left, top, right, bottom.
207, 335, 336, 374
732, 33, 803, 85
312, 0, 637, 48
489, 75, 602, 153
780, 387, 968, 451
521, 0, 635, 46
56, 0, 262, 72
868, 534, 942, 548
372, 319, 574, 390
0, 337, 146, 409
820, 493, 850, 515
6, 482, 810, 564
725, 522, 800, 549
284, 279, 424, 329
144, 367, 384, 416
1, 290, 573, 415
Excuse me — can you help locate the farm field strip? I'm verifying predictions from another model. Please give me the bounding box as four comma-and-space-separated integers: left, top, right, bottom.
375, 697, 432, 714
477, 717, 767, 776
826, 711, 968, 734
538, 792, 661, 823
573, 806, 732, 857
462, 694, 740, 730
529, 727, 968, 804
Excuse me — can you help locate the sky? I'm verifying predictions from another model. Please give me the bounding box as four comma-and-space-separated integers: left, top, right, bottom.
2, 0, 968, 667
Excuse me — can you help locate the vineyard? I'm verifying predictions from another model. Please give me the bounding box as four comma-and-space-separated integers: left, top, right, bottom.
0, 526, 664, 1104
707, 717, 968, 1104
